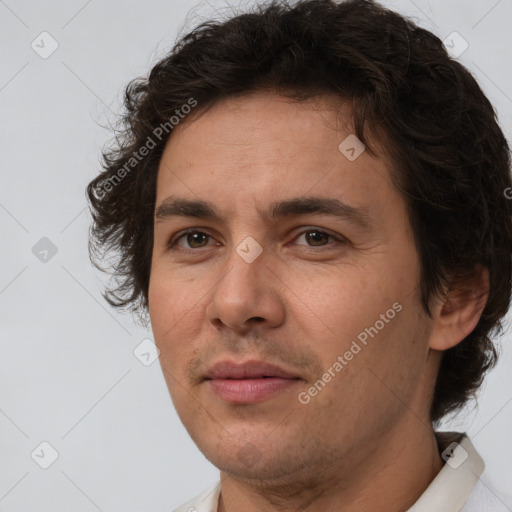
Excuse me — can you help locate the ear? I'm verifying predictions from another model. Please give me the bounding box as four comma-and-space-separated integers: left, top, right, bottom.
429, 265, 490, 351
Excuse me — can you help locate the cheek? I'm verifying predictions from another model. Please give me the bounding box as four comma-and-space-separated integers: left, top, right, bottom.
149, 270, 196, 334
148, 271, 209, 375
148, 277, 174, 339
296, 263, 421, 381
293, 268, 383, 348
149, 275, 189, 372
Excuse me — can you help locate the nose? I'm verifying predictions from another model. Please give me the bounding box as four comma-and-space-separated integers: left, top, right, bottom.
205, 242, 286, 333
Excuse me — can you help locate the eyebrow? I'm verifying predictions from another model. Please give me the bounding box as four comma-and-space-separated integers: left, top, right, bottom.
154, 195, 373, 231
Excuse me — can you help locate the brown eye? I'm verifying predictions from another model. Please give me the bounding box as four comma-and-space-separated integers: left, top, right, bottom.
295, 228, 342, 247
170, 230, 213, 249
304, 230, 330, 246
185, 232, 210, 248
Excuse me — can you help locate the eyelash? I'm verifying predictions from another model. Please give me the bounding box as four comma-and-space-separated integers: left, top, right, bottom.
167, 227, 345, 251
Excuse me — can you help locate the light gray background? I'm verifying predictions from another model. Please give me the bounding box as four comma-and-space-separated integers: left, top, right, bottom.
1, 0, 511, 510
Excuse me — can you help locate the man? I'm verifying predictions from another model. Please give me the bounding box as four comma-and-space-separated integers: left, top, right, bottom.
86, 0, 512, 510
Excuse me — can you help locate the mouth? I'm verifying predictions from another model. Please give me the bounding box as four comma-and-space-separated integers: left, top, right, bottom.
204, 359, 302, 404
206, 377, 301, 404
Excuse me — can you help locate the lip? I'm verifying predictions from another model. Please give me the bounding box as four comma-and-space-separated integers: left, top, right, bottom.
204, 359, 301, 380
204, 359, 302, 404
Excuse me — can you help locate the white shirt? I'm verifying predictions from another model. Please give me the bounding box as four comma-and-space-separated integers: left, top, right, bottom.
173, 433, 509, 512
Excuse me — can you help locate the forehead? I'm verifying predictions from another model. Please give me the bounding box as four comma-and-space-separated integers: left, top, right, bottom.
155, 91, 395, 219
161, 91, 357, 161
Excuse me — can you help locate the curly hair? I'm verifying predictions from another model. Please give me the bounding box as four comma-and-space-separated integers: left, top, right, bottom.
86, 0, 512, 424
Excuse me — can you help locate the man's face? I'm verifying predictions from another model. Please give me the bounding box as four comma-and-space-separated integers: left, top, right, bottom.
148, 92, 438, 483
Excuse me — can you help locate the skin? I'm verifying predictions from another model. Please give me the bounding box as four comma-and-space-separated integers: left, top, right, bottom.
148, 91, 488, 512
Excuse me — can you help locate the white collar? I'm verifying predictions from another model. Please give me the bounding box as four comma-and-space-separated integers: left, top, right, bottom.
407, 433, 484, 511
